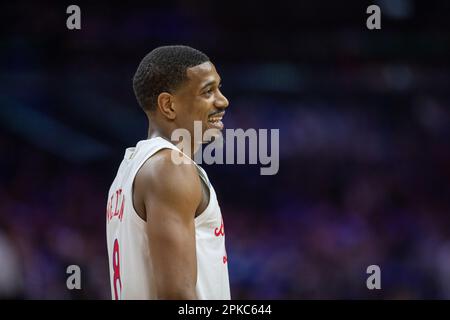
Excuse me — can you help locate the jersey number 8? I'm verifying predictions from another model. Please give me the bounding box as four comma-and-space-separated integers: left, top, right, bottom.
112, 238, 122, 300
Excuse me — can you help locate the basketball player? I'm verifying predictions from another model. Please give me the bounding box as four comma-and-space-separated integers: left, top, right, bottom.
106, 46, 230, 300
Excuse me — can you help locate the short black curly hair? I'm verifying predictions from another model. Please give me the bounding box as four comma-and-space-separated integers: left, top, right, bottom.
133, 45, 210, 112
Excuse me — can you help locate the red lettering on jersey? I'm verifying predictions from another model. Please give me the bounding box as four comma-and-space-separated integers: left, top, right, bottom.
106, 199, 111, 220
107, 189, 125, 223
114, 190, 119, 217
214, 218, 225, 237
112, 239, 122, 300
118, 194, 125, 221
223, 248, 228, 264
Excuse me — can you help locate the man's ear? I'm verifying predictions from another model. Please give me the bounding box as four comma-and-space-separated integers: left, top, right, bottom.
157, 92, 176, 120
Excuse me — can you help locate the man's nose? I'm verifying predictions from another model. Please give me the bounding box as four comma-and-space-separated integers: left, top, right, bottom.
215, 90, 229, 109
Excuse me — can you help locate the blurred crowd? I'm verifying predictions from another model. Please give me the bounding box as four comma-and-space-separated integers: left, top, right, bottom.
0, 94, 449, 299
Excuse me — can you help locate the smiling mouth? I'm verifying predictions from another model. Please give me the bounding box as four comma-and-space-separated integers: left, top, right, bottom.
208, 112, 225, 130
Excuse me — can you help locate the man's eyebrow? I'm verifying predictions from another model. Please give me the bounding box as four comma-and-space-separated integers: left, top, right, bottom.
201, 79, 221, 90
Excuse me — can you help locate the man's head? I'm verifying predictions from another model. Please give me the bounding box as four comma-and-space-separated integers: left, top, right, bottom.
133, 45, 229, 143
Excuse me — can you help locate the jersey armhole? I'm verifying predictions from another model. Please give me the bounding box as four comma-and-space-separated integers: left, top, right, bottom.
129, 147, 174, 225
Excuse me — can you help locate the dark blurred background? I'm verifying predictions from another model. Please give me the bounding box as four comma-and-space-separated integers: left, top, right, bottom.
0, 0, 449, 299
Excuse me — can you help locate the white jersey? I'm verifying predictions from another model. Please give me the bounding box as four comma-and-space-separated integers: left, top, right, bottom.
106, 137, 230, 300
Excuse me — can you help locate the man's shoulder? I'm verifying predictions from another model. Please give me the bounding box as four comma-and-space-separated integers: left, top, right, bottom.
135, 148, 200, 196
141, 147, 196, 174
